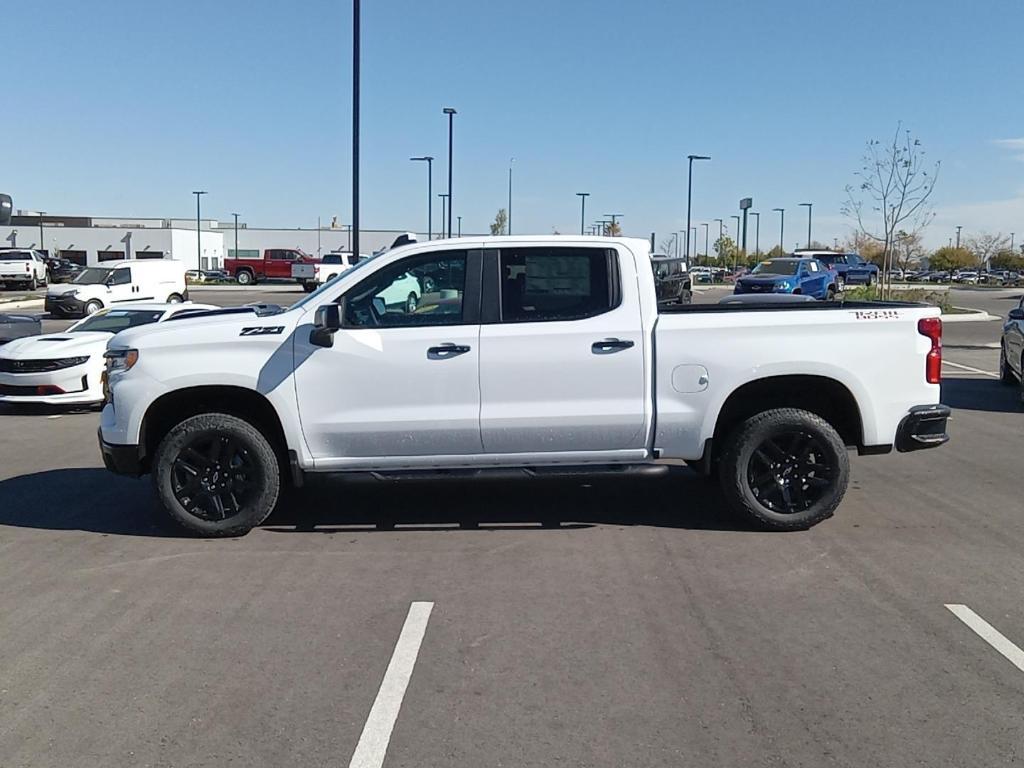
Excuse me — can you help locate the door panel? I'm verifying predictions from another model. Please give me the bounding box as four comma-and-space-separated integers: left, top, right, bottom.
478, 246, 647, 455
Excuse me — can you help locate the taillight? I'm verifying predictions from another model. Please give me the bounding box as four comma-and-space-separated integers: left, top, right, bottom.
918, 317, 942, 384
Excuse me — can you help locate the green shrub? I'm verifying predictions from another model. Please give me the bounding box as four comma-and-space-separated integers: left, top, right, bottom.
843, 285, 952, 312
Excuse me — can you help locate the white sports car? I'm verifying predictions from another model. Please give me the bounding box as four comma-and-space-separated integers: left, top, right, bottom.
0, 302, 216, 406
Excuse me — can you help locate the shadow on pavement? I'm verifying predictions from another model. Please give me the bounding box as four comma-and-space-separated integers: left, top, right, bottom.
942, 378, 1022, 413
0, 466, 751, 537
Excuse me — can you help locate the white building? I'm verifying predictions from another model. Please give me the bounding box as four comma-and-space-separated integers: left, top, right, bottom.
0, 212, 440, 271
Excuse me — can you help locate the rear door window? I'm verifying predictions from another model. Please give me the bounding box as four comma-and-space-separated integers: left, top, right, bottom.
499, 247, 617, 322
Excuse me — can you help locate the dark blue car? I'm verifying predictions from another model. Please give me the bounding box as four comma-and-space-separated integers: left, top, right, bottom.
733, 257, 838, 300
797, 250, 879, 290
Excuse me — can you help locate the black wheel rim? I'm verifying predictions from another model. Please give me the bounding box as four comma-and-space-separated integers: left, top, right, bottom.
746, 430, 834, 515
171, 434, 261, 521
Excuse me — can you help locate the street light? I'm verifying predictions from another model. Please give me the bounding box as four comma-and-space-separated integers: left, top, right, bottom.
750, 211, 760, 255
576, 192, 589, 235
605, 213, 623, 236
443, 107, 457, 238
508, 157, 515, 236
352, 0, 361, 263
457, 215, 462, 237
731, 215, 741, 271
685, 154, 711, 259
714, 218, 724, 262
955, 225, 962, 249
438, 193, 449, 237
799, 202, 813, 248
773, 208, 785, 252
37, 212, 46, 255
701, 222, 709, 265
192, 191, 207, 268
409, 156, 434, 239
232, 212, 240, 261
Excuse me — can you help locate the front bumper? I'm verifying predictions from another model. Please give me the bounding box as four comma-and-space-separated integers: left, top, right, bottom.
896, 404, 951, 452
45, 295, 88, 316
0, 365, 100, 403
98, 427, 144, 476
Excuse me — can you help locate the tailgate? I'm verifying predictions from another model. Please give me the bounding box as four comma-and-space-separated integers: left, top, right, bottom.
291, 263, 315, 280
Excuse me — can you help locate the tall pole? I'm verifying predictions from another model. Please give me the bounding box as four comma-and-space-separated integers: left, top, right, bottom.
38, 213, 45, 255
701, 223, 709, 264
800, 202, 812, 248
317, 215, 322, 257
955, 225, 962, 249
685, 154, 711, 259
232, 213, 239, 261
192, 191, 206, 268
457, 215, 462, 237
576, 192, 589, 235
410, 156, 434, 239
1011, 232, 1015, 254
507, 158, 514, 236
731, 215, 740, 271
750, 212, 760, 255
773, 208, 785, 252
352, 0, 360, 262
439, 193, 448, 237
443, 107, 456, 238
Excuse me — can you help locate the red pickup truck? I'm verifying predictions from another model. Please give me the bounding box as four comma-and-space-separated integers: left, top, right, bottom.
224, 248, 319, 285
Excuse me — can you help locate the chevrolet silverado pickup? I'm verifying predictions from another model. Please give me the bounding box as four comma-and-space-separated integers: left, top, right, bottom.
225, 248, 319, 286
98, 236, 950, 537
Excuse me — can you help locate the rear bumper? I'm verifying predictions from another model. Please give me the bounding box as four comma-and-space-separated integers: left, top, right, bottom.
98, 427, 144, 476
895, 404, 951, 452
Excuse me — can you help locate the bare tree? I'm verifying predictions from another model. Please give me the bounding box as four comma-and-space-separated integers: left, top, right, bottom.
658, 237, 676, 257
606, 220, 622, 237
841, 124, 939, 296
965, 232, 1010, 268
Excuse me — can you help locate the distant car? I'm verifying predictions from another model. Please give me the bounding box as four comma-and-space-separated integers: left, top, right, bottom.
0, 302, 216, 406
953, 271, 980, 284
45, 257, 85, 284
46, 259, 188, 317
0, 314, 42, 346
185, 269, 208, 283
922, 271, 950, 283
797, 250, 879, 290
733, 257, 838, 300
1000, 295, 1024, 404
650, 255, 692, 305
0, 248, 49, 290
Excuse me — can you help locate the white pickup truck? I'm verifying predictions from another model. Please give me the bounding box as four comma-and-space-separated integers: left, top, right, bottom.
98, 236, 950, 537
292, 252, 361, 292
0, 248, 49, 290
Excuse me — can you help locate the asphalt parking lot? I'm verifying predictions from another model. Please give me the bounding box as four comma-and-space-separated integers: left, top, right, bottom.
1, 285, 1022, 767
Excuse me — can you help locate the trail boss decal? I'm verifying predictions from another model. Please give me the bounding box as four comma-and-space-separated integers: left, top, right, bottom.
240, 326, 285, 336
853, 310, 901, 320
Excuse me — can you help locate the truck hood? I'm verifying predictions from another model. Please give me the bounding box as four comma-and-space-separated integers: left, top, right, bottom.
111, 306, 301, 352
0, 331, 112, 360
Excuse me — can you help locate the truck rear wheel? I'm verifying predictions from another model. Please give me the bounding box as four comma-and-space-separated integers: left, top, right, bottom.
152, 413, 281, 537
236, 270, 254, 286
718, 408, 849, 531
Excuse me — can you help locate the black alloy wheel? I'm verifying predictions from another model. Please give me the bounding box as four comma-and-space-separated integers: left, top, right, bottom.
746, 430, 834, 515
170, 434, 262, 522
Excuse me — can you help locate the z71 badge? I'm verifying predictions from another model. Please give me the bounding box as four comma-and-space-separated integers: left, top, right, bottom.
239, 326, 285, 336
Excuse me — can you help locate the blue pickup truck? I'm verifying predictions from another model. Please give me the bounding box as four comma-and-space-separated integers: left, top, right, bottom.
795, 249, 879, 290
733, 257, 838, 300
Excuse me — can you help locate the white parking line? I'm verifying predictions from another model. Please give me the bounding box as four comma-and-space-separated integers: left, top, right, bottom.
348, 601, 434, 768
942, 360, 999, 378
945, 604, 1024, 673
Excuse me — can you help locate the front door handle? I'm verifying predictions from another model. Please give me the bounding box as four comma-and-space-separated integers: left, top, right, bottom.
592, 338, 634, 354
427, 343, 471, 360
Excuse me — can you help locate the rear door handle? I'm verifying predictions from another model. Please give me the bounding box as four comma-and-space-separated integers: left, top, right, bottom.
427, 343, 471, 360
591, 338, 635, 354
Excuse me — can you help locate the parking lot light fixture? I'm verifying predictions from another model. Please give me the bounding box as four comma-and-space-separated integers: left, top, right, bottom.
799, 202, 813, 248
750, 211, 760, 256
443, 107, 457, 237
409, 156, 434, 240
701, 222, 709, 265
956, 225, 962, 249
438, 193, 449, 237
192, 191, 207, 269
231, 213, 240, 261
773, 208, 785, 253
685, 154, 711, 258
576, 192, 589, 235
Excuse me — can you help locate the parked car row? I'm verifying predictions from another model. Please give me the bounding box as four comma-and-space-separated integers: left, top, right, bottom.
904, 269, 1021, 286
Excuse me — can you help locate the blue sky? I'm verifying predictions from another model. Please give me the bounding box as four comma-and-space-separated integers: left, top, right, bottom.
6, 0, 1024, 249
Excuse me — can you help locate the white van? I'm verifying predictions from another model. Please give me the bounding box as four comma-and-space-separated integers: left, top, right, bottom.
45, 260, 188, 317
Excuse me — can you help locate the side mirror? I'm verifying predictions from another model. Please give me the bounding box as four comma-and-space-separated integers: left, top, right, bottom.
310, 300, 343, 348
1009, 308, 1024, 321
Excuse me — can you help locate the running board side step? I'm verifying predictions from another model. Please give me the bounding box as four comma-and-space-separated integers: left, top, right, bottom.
366, 464, 672, 483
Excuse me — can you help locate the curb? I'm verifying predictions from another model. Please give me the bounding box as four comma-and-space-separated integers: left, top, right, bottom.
0, 299, 44, 311
941, 308, 999, 323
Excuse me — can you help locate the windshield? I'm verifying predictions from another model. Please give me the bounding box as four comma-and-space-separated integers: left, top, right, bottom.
70, 309, 164, 333
72, 267, 114, 285
752, 260, 800, 276
290, 253, 380, 310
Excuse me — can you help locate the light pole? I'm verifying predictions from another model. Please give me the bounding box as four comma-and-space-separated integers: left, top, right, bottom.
232, 212, 240, 261
192, 191, 207, 268
457, 215, 462, 237
731, 215, 741, 271
507, 157, 515, 236
352, 0, 360, 264
37, 212, 46, 255
750, 211, 760, 255
410, 156, 434, 239
685, 154, 711, 259
955, 225, 962, 249
443, 107, 456, 238
714, 217, 724, 263
1011, 232, 1015, 254
438, 193, 449, 237
773, 208, 785, 253
799, 202, 812, 248
701, 222, 709, 264
576, 192, 589, 235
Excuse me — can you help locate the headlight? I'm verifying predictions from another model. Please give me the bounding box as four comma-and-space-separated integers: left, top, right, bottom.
65, 289, 78, 297
103, 348, 139, 374
773, 281, 793, 292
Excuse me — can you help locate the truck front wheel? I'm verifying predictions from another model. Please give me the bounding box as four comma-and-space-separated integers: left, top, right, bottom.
152, 413, 281, 537
718, 408, 849, 531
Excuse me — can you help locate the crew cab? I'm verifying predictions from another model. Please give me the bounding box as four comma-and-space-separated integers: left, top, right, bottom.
98, 236, 950, 537
225, 248, 319, 286
0, 249, 49, 290
795, 250, 879, 290
292, 252, 362, 292
733, 257, 838, 300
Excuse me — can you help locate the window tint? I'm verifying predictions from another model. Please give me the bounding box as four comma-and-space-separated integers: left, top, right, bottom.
109, 268, 132, 285
500, 247, 615, 322
71, 309, 163, 333
344, 250, 467, 328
